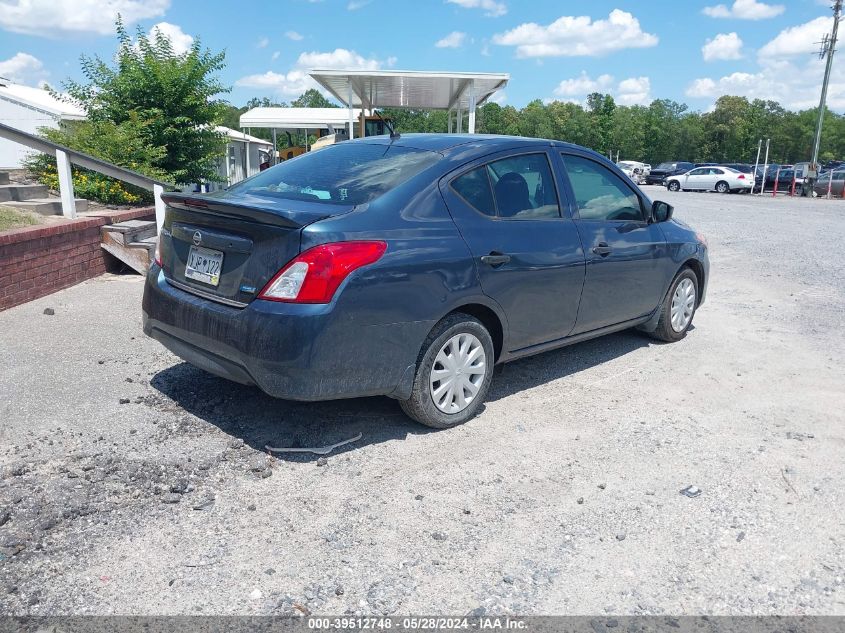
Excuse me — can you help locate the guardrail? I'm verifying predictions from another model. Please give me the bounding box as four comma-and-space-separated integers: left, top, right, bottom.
0, 121, 172, 230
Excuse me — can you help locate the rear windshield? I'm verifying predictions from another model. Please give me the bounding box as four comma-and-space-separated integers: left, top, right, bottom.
226, 143, 441, 206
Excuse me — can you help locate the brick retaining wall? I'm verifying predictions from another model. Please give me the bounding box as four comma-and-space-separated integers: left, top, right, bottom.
0, 207, 155, 311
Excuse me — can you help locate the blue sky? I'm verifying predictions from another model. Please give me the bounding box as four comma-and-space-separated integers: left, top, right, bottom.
1, 0, 842, 112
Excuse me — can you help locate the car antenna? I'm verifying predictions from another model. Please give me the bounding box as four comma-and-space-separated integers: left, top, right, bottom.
375, 109, 400, 140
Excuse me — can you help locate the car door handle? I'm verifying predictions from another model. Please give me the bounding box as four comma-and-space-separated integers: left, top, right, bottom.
592, 243, 612, 257
480, 253, 511, 267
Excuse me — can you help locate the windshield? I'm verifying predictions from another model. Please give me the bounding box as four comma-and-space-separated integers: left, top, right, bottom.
226, 143, 442, 206
655, 162, 676, 170
617, 162, 636, 169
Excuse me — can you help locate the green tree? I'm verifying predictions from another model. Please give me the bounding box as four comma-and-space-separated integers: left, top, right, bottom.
291, 89, 337, 109
61, 19, 229, 184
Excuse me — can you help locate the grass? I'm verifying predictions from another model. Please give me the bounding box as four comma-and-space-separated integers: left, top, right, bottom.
0, 206, 41, 232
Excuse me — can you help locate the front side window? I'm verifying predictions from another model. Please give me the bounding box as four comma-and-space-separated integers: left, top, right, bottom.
450, 152, 560, 219
562, 154, 644, 222
225, 143, 441, 206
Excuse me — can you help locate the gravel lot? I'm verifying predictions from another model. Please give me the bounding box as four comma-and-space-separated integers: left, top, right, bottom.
1, 189, 844, 616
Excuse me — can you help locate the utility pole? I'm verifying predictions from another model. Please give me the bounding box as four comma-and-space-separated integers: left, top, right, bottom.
810, 0, 842, 186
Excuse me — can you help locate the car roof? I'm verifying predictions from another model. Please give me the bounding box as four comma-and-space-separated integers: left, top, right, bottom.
353, 133, 588, 154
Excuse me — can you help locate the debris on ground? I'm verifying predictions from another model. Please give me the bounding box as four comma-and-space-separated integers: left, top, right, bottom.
265, 432, 363, 456
680, 485, 702, 498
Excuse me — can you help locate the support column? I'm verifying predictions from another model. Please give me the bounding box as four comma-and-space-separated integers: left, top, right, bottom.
154, 184, 165, 233
348, 81, 355, 140
448, 110, 453, 134
55, 149, 76, 219
271, 128, 278, 165
457, 108, 463, 134
468, 80, 477, 134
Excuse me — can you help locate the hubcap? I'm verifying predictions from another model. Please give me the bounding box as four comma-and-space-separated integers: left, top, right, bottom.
670, 278, 696, 332
429, 333, 486, 414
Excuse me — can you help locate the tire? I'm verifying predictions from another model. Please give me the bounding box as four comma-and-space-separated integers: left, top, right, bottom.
667, 180, 680, 192
715, 181, 729, 193
399, 313, 495, 429
649, 268, 699, 343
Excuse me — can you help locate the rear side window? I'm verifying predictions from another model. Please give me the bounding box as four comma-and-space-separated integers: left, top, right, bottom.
452, 167, 495, 216
226, 143, 441, 206
451, 152, 560, 220
562, 154, 644, 222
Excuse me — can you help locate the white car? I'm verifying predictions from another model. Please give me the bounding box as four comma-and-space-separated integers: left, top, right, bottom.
616, 160, 649, 184
665, 166, 754, 193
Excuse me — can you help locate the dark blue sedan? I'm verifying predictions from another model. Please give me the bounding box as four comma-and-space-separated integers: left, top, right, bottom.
143, 134, 709, 428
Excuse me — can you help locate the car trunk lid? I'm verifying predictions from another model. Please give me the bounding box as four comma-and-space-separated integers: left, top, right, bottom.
160, 192, 354, 306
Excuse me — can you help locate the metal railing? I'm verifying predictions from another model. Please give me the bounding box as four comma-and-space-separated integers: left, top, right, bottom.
0, 121, 172, 230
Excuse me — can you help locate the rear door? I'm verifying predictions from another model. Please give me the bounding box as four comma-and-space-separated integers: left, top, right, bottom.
557, 151, 670, 333
440, 149, 586, 351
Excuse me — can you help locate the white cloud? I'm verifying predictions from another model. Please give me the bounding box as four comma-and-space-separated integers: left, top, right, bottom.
271, 51, 281, 61
703, 0, 784, 20
285, 30, 304, 41
759, 16, 832, 58
493, 9, 658, 58
617, 76, 651, 105
489, 90, 507, 105
0, 52, 45, 85
148, 22, 194, 56
435, 31, 467, 48
235, 48, 393, 97
553, 72, 614, 97
702, 32, 744, 61
347, 0, 371, 8
445, 0, 506, 18
0, 0, 170, 36
685, 56, 844, 109
551, 72, 651, 105
257, 37, 269, 49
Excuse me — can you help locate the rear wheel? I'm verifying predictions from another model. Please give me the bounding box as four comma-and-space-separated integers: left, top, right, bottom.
399, 314, 494, 429
667, 180, 681, 192
715, 181, 729, 193
649, 268, 699, 342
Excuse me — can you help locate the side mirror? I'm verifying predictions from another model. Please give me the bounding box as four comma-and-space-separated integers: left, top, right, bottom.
652, 200, 673, 223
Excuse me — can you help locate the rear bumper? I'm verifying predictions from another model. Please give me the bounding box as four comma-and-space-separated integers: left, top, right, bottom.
142, 266, 432, 401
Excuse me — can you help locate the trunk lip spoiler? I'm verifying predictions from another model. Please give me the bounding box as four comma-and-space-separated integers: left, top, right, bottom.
161, 192, 345, 230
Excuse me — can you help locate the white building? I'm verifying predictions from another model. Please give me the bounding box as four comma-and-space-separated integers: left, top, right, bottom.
0, 80, 85, 169
211, 126, 273, 190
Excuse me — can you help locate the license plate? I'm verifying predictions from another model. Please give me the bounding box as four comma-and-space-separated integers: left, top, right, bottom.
185, 246, 224, 287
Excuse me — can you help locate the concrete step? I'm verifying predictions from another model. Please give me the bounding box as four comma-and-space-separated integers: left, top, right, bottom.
101, 219, 157, 245
102, 231, 156, 275
0, 184, 50, 202
0, 172, 9, 186
3, 198, 89, 216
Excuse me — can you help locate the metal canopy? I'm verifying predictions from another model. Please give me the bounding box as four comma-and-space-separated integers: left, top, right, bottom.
239, 107, 362, 130
309, 69, 508, 111
308, 69, 509, 135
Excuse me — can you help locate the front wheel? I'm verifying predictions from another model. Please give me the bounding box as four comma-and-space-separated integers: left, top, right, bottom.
649, 268, 699, 342
399, 314, 495, 429
667, 180, 681, 192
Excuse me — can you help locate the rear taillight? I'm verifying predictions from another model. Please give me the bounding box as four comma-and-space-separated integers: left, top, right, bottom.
154, 233, 162, 267
738, 174, 746, 180
258, 241, 387, 303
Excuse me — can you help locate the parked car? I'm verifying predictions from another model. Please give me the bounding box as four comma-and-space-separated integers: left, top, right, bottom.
645, 161, 696, 185
722, 163, 753, 174
813, 169, 845, 196
666, 166, 753, 193
616, 160, 649, 184
143, 134, 708, 428
752, 167, 797, 193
